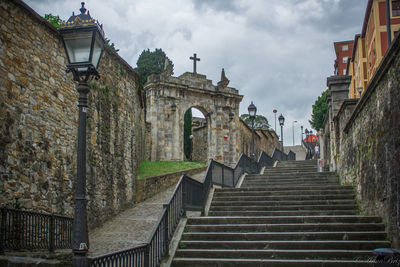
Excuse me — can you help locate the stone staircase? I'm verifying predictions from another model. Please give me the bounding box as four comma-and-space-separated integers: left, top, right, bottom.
172, 160, 390, 266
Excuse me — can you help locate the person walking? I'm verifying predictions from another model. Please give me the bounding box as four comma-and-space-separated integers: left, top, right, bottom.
315, 144, 320, 159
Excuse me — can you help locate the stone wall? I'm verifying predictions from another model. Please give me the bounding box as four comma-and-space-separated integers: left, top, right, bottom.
237, 119, 280, 158
192, 125, 207, 163
321, 33, 400, 247
135, 166, 207, 203
0, 0, 145, 227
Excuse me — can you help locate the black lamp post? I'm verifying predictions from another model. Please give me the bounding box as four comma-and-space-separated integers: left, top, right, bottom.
248, 102, 257, 161
59, 3, 105, 266
305, 128, 309, 142
301, 125, 303, 143
278, 114, 285, 151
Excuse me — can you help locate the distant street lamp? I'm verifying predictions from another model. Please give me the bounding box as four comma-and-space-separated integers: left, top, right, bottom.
248, 102, 257, 161
292, 120, 297, 146
278, 114, 285, 151
305, 128, 309, 142
273, 109, 277, 132
301, 125, 304, 143
59, 3, 105, 266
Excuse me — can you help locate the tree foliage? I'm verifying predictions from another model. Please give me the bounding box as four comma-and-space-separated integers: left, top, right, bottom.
44, 14, 63, 28
240, 114, 270, 129
184, 109, 193, 160
43, 14, 119, 52
135, 48, 173, 90
309, 89, 330, 130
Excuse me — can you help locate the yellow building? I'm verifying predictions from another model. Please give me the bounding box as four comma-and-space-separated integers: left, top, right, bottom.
348, 0, 400, 99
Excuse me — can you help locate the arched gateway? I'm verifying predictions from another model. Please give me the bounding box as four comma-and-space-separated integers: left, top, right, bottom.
145, 61, 243, 166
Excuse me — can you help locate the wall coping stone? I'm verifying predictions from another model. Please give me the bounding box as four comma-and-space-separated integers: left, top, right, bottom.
344, 31, 400, 133
135, 166, 207, 203
333, 99, 359, 123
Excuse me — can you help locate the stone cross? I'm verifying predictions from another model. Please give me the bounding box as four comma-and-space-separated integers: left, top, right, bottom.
190, 53, 200, 74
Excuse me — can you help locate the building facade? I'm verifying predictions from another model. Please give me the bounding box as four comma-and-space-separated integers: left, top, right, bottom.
334, 40, 354, 76
348, 0, 400, 98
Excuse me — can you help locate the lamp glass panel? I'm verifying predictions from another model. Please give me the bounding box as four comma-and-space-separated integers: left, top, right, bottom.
63, 31, 93, 64
92, 32, 104, 68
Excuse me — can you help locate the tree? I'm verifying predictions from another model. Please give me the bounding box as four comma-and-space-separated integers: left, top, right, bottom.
309, 89, 330, 130
135, 48, 174, 90
44, 14, 63, 28
240, 114, 270, 129
184, 109, 192, 160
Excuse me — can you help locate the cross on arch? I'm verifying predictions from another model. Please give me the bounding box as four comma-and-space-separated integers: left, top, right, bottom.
190, 53, 200, 74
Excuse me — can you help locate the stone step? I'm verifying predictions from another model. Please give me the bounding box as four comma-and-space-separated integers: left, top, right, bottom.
244, 177, 338, 183
246, 174, 336, 179
179, 240, 390, 250
185, 223, 385, 232
172, 257, 373, 266
181, 231, 388, 241
210, 204, 357, 211
174, 248, 373, 260
212, 194, 355, 201
243, 177, 338, 182
173, 257, 374, 266
262, 170, 318, 175
211, 199, 356, 206
187, 216, 382, 225
216, 185, 354, 192
208, 210, 358, 216
245, 177, 337, 182
214, 193, 354, 198
214, 190, 354, 197
241, 182, 339, 187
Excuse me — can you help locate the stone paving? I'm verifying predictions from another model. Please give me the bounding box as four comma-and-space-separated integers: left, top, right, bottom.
88, 171, 206, 256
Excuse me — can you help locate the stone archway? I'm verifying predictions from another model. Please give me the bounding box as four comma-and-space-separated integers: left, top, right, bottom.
145, 69, 243, 166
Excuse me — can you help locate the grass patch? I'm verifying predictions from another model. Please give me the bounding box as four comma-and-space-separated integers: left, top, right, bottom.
137, 160, 207, 179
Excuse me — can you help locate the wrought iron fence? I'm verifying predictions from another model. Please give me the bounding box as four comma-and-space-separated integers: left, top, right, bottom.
0, 207, 73, 254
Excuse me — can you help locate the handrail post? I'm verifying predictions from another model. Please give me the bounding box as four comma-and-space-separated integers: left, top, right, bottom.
221, 167, 224, 188
144, 244, 150, 267
163, 204, 169, 255
0, 208, 6, 255
49, 214, 55, 253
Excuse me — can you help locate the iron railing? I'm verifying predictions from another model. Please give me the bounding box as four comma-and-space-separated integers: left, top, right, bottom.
0, 207, 73, 254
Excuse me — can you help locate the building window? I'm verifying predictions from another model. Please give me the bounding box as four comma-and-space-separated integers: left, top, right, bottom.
342, 45, 349, 51
343, 69, 347, 75
393, 0, 400, 16
343, 57, 348, 63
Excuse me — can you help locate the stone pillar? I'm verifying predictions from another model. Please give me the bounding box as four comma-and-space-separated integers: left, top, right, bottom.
326, 75, 351, 171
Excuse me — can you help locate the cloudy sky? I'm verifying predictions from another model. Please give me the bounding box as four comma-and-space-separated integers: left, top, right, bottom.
25, 0, 368, 146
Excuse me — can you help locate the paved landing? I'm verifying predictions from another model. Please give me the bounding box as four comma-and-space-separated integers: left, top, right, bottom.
88, 171, 206, 257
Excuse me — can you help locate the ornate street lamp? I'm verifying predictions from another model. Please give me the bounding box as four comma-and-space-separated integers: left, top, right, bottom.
59, 3, 105, 266
248, 102, 257, 161
229, 111, 234, 122
171, 103, 177, 112
278, 114, 285, 151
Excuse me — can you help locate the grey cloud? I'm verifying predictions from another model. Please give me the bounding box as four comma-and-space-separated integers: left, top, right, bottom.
192, 0, 245, 14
